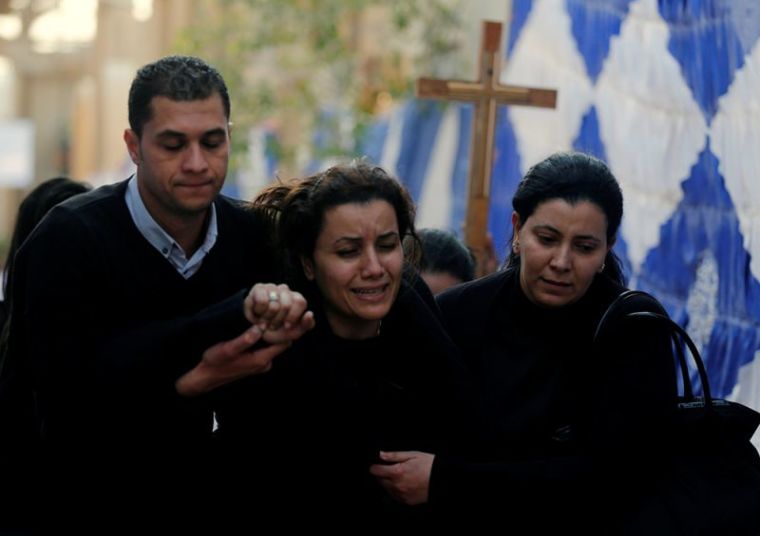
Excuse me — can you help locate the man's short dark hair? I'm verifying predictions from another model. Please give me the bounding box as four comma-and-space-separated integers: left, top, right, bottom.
128, 55, 231, 137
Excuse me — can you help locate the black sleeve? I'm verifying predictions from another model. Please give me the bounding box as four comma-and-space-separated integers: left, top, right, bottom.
10, 208, 255, 439
427, 283, 678, 529
429, 451, 591, 522
398, 283, 488, 455
590, 303, 678, 463
94, 290, 251, 389
407, 272, 439, 314
435, 280, 481, 353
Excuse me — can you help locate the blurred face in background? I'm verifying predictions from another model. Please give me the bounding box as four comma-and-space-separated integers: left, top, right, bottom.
421, 271, 463, 295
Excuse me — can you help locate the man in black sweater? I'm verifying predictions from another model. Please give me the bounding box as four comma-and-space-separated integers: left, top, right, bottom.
2, 56, 313, 531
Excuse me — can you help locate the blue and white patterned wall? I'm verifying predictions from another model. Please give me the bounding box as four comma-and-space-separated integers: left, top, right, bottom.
355, 0, 760, 446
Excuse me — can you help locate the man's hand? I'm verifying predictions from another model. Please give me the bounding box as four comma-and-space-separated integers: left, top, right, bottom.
243, 283, 315, 344
369, 451, 435, 505
175, 325, 289, 397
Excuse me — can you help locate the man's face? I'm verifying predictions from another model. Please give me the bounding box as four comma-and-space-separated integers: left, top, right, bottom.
124, 94, 230, 229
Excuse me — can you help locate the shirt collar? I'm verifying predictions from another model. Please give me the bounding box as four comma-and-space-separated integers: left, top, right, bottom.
125, 175, 218, 277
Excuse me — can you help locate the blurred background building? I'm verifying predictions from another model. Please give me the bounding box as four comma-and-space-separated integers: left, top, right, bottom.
0, 0, 199, 247
0, 0, 501, 254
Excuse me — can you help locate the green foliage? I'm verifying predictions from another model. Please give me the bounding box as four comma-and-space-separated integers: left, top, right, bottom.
174, 0, 464, 173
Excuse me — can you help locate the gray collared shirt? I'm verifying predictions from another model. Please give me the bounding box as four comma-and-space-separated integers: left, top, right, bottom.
125, 176, 218, 279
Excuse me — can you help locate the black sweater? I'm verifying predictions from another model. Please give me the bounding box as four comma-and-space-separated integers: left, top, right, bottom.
430, 269, 677, 531
215, 279, 477, 527
7, 179, 275, 446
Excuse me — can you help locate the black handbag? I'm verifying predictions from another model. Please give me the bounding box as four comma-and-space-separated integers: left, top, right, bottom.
595, 290, 760, 535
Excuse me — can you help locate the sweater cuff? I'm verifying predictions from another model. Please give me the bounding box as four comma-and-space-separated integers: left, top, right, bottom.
180, 289, 250, 365
429, 453, 464, 507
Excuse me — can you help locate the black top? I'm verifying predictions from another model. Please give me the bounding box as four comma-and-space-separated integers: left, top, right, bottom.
1, 180, 278, 531
0, 300, 7, 338
215, 279, 477, 527
430, 269, 677, 531
2, 178, 277, 452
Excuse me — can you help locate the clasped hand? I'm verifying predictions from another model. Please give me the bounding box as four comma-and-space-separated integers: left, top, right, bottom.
369, 450, 435, 506
243, 283, 314, 343
176, 283, 315, 396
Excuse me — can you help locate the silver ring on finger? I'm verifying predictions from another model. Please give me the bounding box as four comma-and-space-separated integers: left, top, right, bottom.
268, 291, 280, 302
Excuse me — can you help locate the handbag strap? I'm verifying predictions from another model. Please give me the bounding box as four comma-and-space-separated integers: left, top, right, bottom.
669, 326, 694, 400
628, 311, 713, 409
594, 289, 707, 407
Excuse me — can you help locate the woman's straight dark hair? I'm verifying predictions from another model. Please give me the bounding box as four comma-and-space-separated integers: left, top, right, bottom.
506, 151, 625, 285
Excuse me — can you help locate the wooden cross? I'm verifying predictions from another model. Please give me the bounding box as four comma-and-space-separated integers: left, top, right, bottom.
416, 20, 557, 272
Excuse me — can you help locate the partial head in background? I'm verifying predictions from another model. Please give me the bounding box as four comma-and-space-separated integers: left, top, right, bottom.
411, 228, 475, 294
507, 151, 624, 308
254, 162, 419, 339
123, 55, 231, 232
2, 177, 92, 299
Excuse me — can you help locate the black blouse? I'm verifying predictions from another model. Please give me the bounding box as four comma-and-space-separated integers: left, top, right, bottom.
431, 269, 677, 531
215, 279, 475, 526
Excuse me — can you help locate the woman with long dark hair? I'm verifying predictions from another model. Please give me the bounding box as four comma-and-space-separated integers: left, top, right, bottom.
215, 162, 474, 527
374, 152, 678, 532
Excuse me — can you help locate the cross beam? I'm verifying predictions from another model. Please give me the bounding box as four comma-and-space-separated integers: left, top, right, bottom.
416, 20, 557, 268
